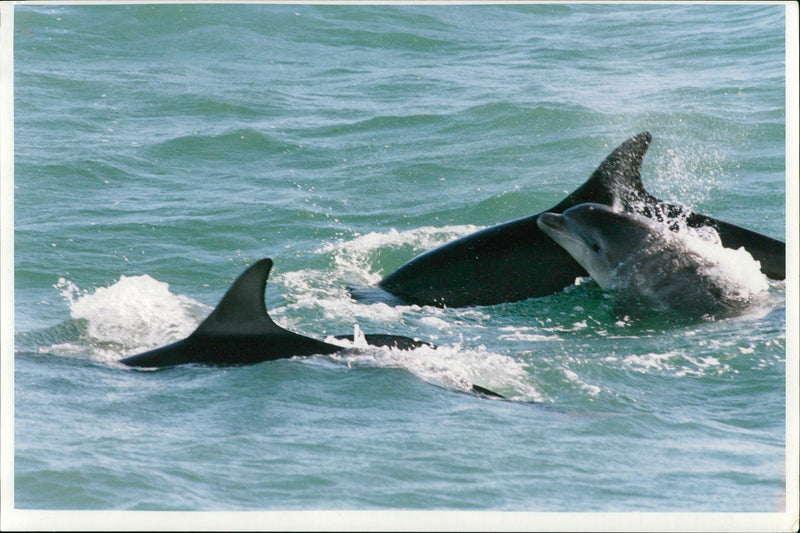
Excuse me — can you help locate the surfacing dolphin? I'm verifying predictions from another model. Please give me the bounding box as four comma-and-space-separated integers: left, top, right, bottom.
349, 132, 784, 308
120, 258, 430, 368
537, 203, 769, 320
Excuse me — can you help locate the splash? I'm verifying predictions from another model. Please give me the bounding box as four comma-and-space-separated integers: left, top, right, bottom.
52, 275, 208, 363
622, 135, 770, 313
682, 228, 770, 304
275, 225, 491, 329
618, 350, 732, 378
609, 201, 770, 320
317, 224, 482, 285
325, 325, 543, 402
646, 140, 725, 207
350, 323, 369, 349
657, 215, 770, 315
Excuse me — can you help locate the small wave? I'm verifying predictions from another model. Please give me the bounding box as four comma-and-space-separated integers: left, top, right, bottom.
617, 350, 733, 378
149, 127, 297, 160
50, 275, 208, 363
452, 101, 597, 134
497, 326, 563, 343
315, 224, 482, 285
323, 326, 543, 402
562, 368, 603, 398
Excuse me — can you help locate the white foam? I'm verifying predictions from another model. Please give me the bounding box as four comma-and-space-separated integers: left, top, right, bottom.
419, 316, 454, 331
317, 224, 483, 284
274, 225, 497, 337
274, 271, 415, 329
616, 201, 771, 316
325, 326, 543, 402
52, 275, 208, 363
562, 368, 602, 398
682, 230, 770, 304
621, 349, 732, 377
497, 326, 562, 343
622, 350, 681, 373
658, 217, 771, 315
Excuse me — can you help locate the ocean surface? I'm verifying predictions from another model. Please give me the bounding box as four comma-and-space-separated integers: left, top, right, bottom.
9, 2, 791, 518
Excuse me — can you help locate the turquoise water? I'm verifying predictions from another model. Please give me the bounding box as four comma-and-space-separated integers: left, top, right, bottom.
11, 3, 789, 515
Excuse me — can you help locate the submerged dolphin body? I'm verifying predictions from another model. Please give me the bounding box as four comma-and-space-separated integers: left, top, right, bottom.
537, 203, 767, 320
120, 258, 429, 368
350, 132, 784, 308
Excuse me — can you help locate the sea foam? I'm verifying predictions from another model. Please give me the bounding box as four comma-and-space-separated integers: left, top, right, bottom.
54, 274, 208, 362
325, 325, 543, 402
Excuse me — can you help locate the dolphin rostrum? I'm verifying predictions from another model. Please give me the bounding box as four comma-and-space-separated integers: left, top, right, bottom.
350, 132, 784, 308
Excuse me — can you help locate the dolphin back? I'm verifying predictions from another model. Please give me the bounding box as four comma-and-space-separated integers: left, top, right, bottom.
374, 132, 655, 307
120, 259, 342, 367
120, 259, 435, 368
366, 132, 784, 307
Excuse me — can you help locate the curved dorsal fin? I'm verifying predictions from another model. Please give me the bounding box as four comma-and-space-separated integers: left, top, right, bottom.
555, 131, 652, 211
193, 258, 283, 336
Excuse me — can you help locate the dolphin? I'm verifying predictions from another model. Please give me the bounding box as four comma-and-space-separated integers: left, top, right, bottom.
537, 203, 767, 320
120, 258, 430, 368
349, 132, 784, 308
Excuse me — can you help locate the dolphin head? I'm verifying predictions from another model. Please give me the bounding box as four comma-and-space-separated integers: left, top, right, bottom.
537, 203, 660, 288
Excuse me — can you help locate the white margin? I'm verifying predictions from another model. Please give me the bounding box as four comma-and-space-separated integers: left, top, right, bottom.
783, 1, 800, 532
0, 2, 797, 532
0, 0, 16, 529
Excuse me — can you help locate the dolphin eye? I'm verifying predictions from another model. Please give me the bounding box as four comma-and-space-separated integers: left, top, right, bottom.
590, 243, 601, 253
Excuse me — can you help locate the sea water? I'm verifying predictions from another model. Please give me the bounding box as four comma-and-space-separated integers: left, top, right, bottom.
9, 2, 790, 517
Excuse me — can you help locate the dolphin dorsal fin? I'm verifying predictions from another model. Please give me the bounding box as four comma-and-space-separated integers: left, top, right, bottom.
557, 131, 652, 211
193, 258, 283, 336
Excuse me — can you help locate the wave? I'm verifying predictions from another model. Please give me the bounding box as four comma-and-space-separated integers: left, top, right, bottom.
323, 328, 542, 402
37, 228, 543, 401
44, 274, 209, 364
27, 216, 783, 407
314, 224, 482, 285
148, 127, 302, 161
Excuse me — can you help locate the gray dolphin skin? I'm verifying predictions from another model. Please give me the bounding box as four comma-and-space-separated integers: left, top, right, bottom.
538, 203, 762, 319
350, 132, 784, 308
120, 258, 429, 368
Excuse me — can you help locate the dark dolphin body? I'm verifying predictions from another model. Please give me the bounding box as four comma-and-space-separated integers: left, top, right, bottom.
350, 132, 784, 308
120, 258, 428, 368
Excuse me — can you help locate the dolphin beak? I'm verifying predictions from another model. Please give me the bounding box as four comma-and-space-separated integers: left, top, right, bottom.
537, 212, 586, 253
537, 212, 567, 236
